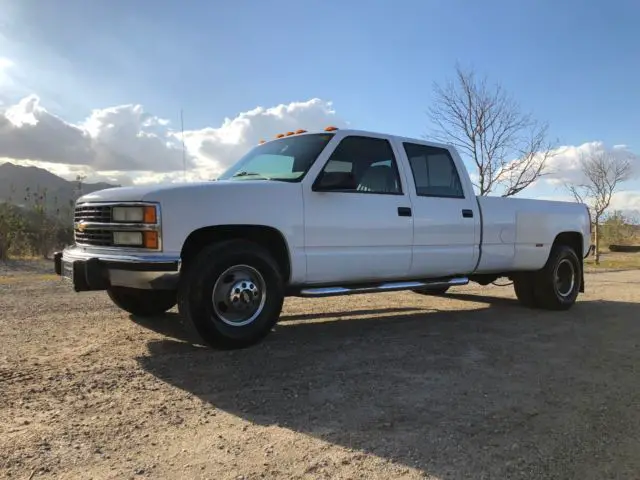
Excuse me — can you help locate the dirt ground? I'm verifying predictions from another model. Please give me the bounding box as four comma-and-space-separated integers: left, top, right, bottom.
1, 261, 639, 480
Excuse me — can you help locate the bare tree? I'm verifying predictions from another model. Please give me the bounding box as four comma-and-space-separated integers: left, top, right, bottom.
566, 149, 632, 264
427, 65, 556, 197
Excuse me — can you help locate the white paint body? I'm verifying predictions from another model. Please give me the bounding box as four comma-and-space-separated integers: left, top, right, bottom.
78, 129, 591, 287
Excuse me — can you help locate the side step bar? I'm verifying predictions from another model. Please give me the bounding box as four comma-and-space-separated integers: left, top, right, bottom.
295, 277, 469, 298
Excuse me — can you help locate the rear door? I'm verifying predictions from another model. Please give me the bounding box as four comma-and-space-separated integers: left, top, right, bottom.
302, 133, 414, 284
395, 140, 480, 278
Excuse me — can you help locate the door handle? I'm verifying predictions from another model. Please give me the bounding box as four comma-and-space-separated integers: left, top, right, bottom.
398, 207, 412, 217
462, 209, 474, 218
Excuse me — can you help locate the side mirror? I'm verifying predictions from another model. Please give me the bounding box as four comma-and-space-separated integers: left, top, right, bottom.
313, 171, 357, 191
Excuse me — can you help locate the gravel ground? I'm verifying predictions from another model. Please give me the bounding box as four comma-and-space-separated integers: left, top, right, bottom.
1, 264, 639, 479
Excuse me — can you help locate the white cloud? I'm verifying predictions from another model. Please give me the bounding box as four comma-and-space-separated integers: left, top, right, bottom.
0, 96, 344, 184
0, 95, 191, 172
543, 141, 640, 186
180, 98, 345, 179
610, 190, 640, 220
464, 140, 640, 216
534, 189, 640, 219
534, 141, 640, 217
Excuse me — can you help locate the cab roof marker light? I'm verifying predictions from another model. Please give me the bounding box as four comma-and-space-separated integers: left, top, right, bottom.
324, 126, 339, 132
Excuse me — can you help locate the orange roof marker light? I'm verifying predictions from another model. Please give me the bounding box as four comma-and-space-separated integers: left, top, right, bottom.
285, 131, 295, 136
295, 129, 307, 134
275, 133, 285, 138
324, 126, 339, 132
259, 139, 266, 144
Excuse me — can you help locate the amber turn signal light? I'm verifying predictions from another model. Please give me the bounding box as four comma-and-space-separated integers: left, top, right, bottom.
143, 231, 159, 249
142, 206, 157, 224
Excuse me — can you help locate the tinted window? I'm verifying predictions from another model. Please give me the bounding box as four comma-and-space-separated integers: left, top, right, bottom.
403, 143, 464, 198
320, 136, 402, 194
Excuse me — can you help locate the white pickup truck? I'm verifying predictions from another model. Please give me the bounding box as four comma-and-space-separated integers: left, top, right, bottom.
54, 127, 592, 349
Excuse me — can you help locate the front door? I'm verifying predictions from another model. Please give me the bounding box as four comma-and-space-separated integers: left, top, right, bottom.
302, 134, 414, 284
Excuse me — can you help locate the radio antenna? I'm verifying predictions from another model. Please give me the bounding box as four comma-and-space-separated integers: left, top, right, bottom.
180, 108, 186, 182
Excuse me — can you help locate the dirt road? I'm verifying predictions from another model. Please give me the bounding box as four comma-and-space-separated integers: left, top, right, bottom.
1, 263, 639, 479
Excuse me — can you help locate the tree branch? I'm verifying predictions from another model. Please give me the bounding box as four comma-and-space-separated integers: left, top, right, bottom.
427, 64, 555, 197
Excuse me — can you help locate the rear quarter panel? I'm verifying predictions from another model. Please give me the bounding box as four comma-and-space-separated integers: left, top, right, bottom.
477, 196, 590, 273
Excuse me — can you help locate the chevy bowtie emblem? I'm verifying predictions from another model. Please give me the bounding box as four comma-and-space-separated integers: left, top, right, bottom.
76, 222, 87, 232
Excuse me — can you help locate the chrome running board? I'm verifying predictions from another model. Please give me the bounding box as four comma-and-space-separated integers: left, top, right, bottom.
295, 277, 469, 298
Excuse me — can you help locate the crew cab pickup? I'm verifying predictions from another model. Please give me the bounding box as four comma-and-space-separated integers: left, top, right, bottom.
53, 127, 592, 349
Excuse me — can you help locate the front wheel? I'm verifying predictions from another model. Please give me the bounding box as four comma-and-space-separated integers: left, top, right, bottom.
177, 239, 285, 349
107, 287, 177, 316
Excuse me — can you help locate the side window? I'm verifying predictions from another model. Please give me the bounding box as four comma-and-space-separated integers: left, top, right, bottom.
403, 143, 465, 198
319, 136, 402, 194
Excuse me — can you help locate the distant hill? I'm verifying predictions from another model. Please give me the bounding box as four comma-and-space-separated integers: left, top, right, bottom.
0, 163, 117, 211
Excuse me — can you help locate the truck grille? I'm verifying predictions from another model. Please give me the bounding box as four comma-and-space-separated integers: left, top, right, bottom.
74, 205, 112, 223
74, 204, 114, 246
74, 229, 113, 247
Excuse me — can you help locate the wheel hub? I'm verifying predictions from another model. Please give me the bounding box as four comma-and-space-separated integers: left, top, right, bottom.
212, 265, 267, 327
229, 280, 260, 310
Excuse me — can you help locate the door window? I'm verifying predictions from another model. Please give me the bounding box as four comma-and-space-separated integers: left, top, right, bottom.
319, 136, 403, 194
403, 143, 465, 198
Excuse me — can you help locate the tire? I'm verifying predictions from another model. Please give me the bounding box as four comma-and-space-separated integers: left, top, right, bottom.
412, 286, 450, 296
531, 244, 582, 310
107, 287, 177, 316
177, 239, 285, 349
513, 274, 537, 308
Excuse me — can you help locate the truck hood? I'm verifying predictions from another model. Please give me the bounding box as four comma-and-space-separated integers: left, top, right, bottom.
76, 184, 187, 203
76, 180, 297, 203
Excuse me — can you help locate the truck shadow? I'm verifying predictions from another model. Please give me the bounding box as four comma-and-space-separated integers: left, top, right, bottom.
128, 306, 427, 344
135, 298, 640, 479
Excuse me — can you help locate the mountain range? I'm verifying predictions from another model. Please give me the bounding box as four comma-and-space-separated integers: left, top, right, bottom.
0, 163, 117, 211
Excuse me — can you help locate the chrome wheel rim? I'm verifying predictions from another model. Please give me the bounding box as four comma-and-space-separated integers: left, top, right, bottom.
554, 258, 575, 298
212, 265, 267, 327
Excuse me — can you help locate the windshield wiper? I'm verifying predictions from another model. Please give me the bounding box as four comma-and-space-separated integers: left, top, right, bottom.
231, 171, 270, 179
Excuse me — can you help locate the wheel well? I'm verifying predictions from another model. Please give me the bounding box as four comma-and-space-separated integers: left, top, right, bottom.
553, 231, 583, 258
180, 225, 291, 282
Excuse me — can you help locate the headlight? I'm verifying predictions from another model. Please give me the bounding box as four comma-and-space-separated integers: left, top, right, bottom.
113, 231, 143, 246
112, 206, 157, 223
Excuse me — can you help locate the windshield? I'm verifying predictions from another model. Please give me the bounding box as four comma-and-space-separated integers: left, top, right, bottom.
217, 133, 335, 182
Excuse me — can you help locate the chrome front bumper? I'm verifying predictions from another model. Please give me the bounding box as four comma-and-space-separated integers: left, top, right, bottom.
54, 246, 181, 292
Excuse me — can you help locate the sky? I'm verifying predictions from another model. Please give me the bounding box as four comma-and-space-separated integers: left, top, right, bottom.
0, 0, 639, 215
